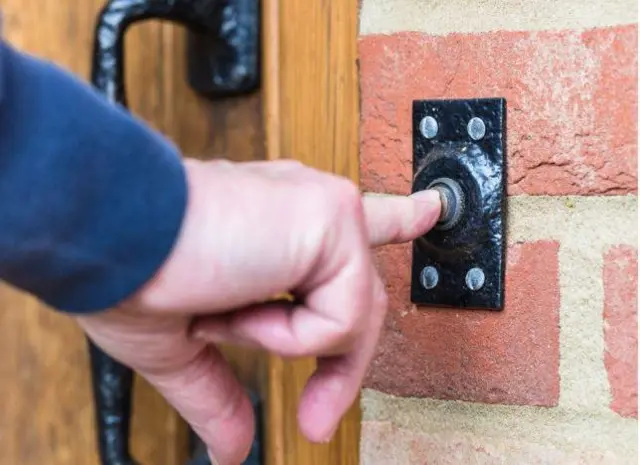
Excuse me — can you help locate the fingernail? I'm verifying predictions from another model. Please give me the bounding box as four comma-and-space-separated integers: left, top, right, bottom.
410, 189, 441, 203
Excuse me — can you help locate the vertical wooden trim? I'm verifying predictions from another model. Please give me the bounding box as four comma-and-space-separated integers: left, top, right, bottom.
261, 5, 285, 463
262, 1, 361, 464
262, 0, 281, 161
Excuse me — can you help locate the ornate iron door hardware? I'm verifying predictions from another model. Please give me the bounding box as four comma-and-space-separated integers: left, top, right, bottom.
88, 1, 261, 464
411, 98, 507, 310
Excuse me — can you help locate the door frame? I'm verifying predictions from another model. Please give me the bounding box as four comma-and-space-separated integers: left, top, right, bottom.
262, 1, 361, 464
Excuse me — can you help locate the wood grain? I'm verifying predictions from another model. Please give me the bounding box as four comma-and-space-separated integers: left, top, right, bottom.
0, 1, 266, 464
262, 1, 361, 464
1, 0, 361, 463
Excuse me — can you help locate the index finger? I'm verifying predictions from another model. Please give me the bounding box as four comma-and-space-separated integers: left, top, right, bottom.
363, 190, 441, 247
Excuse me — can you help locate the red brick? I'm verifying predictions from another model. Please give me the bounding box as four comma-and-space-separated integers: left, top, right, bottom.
603, 245, 638, 418
364, 241, 560, 406
359, 26, 637, 196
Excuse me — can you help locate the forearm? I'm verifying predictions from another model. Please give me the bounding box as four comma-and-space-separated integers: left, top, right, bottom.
0, 39, 187, 313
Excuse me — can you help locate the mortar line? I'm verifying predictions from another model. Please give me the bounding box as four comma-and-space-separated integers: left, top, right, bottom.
361, 389, 638, 457
359, 0, 638, 36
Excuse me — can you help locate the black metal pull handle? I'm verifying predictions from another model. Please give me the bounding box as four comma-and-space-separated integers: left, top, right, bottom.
88, 1, 259, 464
92, 0, 259, 105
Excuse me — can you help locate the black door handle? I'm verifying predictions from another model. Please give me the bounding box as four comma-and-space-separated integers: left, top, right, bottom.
91, 0, 260, 103
87, 1, 260, 464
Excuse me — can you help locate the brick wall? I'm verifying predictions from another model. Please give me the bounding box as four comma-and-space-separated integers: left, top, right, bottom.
358, 1, 638, 463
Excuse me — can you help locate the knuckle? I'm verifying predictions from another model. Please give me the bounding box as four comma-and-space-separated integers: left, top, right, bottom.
334, 177, 362, 207
326, 177, 364, 221
371, 279, 390, 328
374, 274, 389, 308
375, 286, 389, 310
306, 175, 362, 223
328, 321, 359, 352
340, 314, 360, 338
275, 158, 304, 168
320, 314, 361, 351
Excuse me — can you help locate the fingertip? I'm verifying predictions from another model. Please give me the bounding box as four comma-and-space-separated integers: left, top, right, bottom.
204, 388, 256, 465
410, 189, 442, 234
298, 397, 340, 444
145, 347, 255, 465
410, 188, 441, 205
297, 370, 354, 444
411, 189, 442, 220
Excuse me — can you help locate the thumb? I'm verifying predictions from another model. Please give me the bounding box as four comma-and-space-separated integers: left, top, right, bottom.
141, 346, 255, 465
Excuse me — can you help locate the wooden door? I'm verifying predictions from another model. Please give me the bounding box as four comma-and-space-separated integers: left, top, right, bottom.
0, 0, 360, 463
262, 1, 361, 464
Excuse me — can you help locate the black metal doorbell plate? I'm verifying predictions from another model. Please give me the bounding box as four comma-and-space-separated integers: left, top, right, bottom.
410, 98, 507, 310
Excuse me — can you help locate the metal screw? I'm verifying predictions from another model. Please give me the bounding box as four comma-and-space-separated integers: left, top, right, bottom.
420, 266, 439, 290
419, 116, 438, 139
465, 268, 485, 291
467, 117, 486, 140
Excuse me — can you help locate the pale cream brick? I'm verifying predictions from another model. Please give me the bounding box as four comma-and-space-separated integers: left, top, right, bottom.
361, 416, 636, 464
508, 196, 637, 411
360, 0, 638, 35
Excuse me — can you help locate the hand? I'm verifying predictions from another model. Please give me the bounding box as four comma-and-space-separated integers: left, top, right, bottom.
76, 158, 441, 465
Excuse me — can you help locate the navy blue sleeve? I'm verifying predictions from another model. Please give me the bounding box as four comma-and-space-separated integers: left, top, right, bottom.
0, 40, 188, 313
